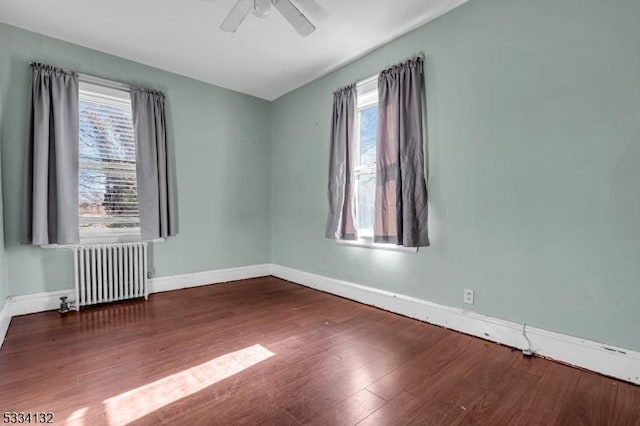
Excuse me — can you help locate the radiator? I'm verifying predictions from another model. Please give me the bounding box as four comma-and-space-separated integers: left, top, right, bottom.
73, 242, 148, 308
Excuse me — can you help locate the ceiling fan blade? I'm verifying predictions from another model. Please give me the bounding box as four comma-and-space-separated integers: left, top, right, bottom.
220, 0, 253, 33
272, 0, 316, 36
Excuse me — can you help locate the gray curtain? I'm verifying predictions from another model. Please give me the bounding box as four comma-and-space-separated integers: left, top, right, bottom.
325, 84, 357, 240
374, 57, 429, 247
22, 63, 79, 245
131, 88, 177, 240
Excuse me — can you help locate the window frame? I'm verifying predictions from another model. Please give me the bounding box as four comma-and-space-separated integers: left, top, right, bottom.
342, 75, 418, 253
354, 76, 378, 240
77, 76, 142, 244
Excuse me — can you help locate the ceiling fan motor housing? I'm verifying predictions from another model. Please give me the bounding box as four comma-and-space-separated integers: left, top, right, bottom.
252, 0, 272, 18
220, 0, 315, 37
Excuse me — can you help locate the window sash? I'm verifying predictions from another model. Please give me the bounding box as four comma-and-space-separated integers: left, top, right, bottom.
79, 160, 136, 172
79, 217, 139, 224
78, 80, 140, 242
356, 75, 378, 109
354, 165, 376, 175
354, 75, 379, 238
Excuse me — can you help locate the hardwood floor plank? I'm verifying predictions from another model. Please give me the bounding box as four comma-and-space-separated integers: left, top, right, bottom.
407, 378, 488, 425
309, 389, 386, 426
367, 333, 483, 401
556, 370, 620, 426
452, 367, 541, 425
509, 351, 550, 377
357, 391, 424, 425
459, 344, 514, 388
500, 359, 581, 426
611, 380, 640, 426
280, 321, 446, 423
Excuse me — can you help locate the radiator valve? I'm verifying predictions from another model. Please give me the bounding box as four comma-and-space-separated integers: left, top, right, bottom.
58, 296, 72, 314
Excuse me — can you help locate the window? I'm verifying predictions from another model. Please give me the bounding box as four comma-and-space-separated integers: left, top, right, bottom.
78, 80, 141, 243
354, 77, 379, 239
329, 57, 426, 251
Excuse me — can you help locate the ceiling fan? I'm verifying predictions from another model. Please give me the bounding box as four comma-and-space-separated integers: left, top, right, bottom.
220, 0, 316, 37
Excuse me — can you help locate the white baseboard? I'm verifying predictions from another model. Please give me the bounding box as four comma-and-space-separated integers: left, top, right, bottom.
2, 263, 639, 385
0, 298, 11, 347
3, 263, 272, 321
270, 264, 640, 385
10, 289, 75, 317
148, 264, 272, 294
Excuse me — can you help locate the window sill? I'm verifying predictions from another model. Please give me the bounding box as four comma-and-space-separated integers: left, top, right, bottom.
40, 238, 164, 249
79, 236, 142, 245
335, 238, 418, 253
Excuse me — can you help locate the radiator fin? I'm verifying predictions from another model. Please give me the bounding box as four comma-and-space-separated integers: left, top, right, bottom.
74, 242, 148, 308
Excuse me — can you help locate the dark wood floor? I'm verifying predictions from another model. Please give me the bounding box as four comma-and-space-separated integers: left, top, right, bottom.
1, 277, 638, 425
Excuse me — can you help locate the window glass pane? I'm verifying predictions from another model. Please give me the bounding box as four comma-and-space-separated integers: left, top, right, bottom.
355, 78, 379, 239
359, 105, 378, 167
79, 170, 139, 218
357, 172, 376, 235
78, 82, 140, 235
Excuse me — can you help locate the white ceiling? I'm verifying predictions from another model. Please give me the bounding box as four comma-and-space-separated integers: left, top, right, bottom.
0, 0, 467, 100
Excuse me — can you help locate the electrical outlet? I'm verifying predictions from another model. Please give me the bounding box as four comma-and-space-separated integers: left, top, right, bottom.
464, 289, 474, 305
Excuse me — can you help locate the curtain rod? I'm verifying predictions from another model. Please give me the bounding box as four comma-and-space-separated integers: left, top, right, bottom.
29, 62, 131, 91
355, 53, 425, 88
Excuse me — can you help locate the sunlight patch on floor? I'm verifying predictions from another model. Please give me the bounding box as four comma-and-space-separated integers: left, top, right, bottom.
65, 407, 89, 426
102, 344, 274, 425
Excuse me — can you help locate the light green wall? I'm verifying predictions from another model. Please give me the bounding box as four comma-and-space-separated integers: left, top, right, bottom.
270, 0, 640, 351
2, 0, 639, 352
0, 24, 271, 296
